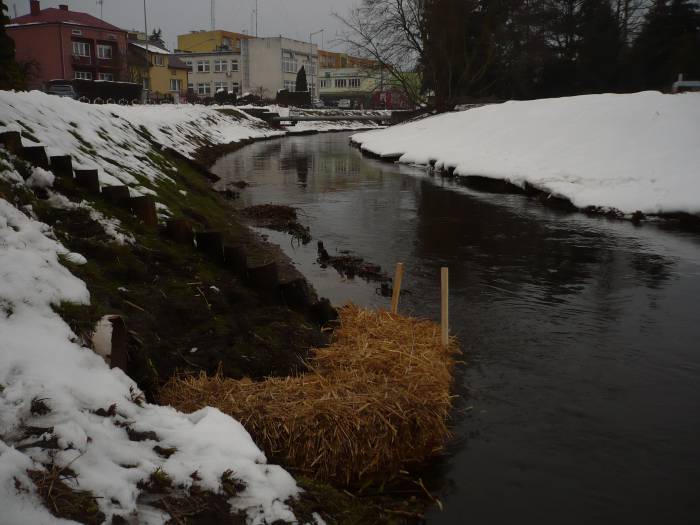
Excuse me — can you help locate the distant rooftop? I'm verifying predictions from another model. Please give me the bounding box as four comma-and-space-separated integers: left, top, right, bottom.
9, 1, 125, 32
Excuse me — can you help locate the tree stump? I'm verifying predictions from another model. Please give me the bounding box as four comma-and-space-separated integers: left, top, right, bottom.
224, 245, 247, 276
102, 185, 131, 206
166, 218, 195, 245
195, 231, 224, 261
74, 169, 101, 194
20, 146, 49, 169
49, 155, 74, 179
130, 196, 158, 229
248, 261, 279, 290
0, 131, 23, 155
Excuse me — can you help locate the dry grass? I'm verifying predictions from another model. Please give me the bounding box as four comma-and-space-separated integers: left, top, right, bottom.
160, 304, 459, 486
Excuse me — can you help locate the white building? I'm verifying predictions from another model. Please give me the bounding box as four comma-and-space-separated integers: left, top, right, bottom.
242, 37, 319, 99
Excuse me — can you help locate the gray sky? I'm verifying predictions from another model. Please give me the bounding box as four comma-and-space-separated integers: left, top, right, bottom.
11, 0, 358, 51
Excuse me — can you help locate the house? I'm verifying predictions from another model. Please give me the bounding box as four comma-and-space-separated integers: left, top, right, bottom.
177, 31, 319, 101
127, 38, 189, 103
672, 74, 700, 93
7, 0, 128, 89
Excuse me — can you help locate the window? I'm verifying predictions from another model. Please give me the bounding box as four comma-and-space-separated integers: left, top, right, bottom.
197, 60, 210, 73
72, 41, 90, 57
319, 79, 328, 88
231, 59, 239, 72
187, 82, 194, 91
74, 71, 92, 80
283, 80, 296, 92
98, 72, 114, 81
214, 59, 227, 73
142, 78, 149, 90
197, 82, 211, 95
349, 78, 360, 88
214, 81, 227, 93
232, 82, 240, 93
153, 54, 164, 66
335, 78, 347, 88
185, 60, 193, 72
97, 44, 113, 60
170, 79, 182, 92
282, 50, 296, 73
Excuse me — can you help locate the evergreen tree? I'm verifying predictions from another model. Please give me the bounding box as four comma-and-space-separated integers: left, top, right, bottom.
629, 0, 700, 89
295, 65, 308, 92
0, 0, 23, 89
576, 0, 623, 92
149, 28, 165, 48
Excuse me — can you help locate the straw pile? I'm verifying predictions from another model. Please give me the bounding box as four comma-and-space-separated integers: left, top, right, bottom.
159, 304, 458, 486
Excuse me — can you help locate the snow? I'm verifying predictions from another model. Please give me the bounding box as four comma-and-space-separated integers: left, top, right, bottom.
130, 42, 171, 55
0, 164, 301, 522
0, 90, 283, 191
351, 91, 700, 215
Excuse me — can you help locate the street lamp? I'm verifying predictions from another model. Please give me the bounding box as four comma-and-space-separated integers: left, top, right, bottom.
143, 0, 150, 101
309, 29, 323, 99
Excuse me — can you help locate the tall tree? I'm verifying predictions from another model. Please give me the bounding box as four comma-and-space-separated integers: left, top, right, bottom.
629, 0, 700, 89
149, 28, 165, 48
0, 0, 23, 89
295, 65, 308, 92
576, 0, 623, 92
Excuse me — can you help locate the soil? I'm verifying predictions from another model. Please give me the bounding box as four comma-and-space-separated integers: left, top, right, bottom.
241, 203, 312, 244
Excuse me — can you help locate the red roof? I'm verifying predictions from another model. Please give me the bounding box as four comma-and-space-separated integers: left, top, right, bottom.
10, 7, 126, 32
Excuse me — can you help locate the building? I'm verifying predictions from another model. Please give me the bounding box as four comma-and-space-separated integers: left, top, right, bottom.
7, 0, 128, 89
318, 50, 383, 108
245, 37, 319, 99
177, 30, 251, 54
177, 31, 319, 100
172, 50, 243, 97
127, 38, 189, 102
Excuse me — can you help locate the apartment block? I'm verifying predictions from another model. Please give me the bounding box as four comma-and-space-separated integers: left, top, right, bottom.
172, 50, 243, 96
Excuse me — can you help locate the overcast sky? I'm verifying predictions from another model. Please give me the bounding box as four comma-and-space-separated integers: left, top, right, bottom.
11, 0, 358, 51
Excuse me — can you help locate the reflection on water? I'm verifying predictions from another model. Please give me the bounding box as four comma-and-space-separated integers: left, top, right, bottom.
213, 133, 700, 525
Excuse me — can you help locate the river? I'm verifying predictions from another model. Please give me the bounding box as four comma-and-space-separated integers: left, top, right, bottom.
212, 132, 700, 524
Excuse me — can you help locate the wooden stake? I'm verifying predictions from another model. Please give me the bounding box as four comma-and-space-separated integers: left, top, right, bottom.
441, 267, 449, 347
391, 262, 404, 314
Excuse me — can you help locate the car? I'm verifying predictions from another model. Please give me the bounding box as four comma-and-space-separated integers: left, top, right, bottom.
312, 99, 326, 108
47, 83, 77, 99
337, 99, 352, 109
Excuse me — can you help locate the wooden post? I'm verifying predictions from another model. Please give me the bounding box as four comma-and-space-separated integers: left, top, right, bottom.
391, 262, 404, 314
74, 169, 101, 194
130, 196, 158, 229
441, 267, 449, 347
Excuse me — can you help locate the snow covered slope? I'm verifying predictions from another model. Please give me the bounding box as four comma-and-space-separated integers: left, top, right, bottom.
0, 90, 283, 191
352, 91, 700, 215
0, 159, 299, 524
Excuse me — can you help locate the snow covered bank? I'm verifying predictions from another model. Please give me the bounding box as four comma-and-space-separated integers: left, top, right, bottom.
0, 90, 283, 192
240, 105, 388, 134
0, 142, 300, 523
351, 91, 700, 216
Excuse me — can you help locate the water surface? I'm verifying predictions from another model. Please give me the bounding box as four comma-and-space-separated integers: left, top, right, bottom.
213, 132, 700, 524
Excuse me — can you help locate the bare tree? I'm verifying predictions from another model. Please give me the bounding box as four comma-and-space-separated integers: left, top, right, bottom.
334, 0, 427, 106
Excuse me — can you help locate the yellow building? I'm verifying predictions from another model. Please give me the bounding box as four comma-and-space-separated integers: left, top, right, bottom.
177, 30, 251, 53
128, 41, 189, 102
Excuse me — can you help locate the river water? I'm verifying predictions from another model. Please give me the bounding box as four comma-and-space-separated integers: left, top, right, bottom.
212, 132, 700, 524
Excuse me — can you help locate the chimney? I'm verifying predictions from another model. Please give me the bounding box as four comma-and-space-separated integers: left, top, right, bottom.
30, 0, 40, 16
59, 4, 68, 10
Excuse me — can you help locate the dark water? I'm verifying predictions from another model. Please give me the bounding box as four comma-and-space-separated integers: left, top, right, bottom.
213, 132, 700, 525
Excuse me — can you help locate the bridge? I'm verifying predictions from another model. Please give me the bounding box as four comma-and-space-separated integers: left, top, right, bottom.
240, 107, 423, 127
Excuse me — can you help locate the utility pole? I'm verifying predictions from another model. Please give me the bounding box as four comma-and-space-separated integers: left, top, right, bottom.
211, 0, 215, 31
143, 0, 149, 101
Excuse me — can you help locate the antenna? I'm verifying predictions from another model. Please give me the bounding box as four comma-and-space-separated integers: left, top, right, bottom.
97, 0, 104, 19
13, 2, 18, 17
255, 0, 258, 37
211, 0, 215, 31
